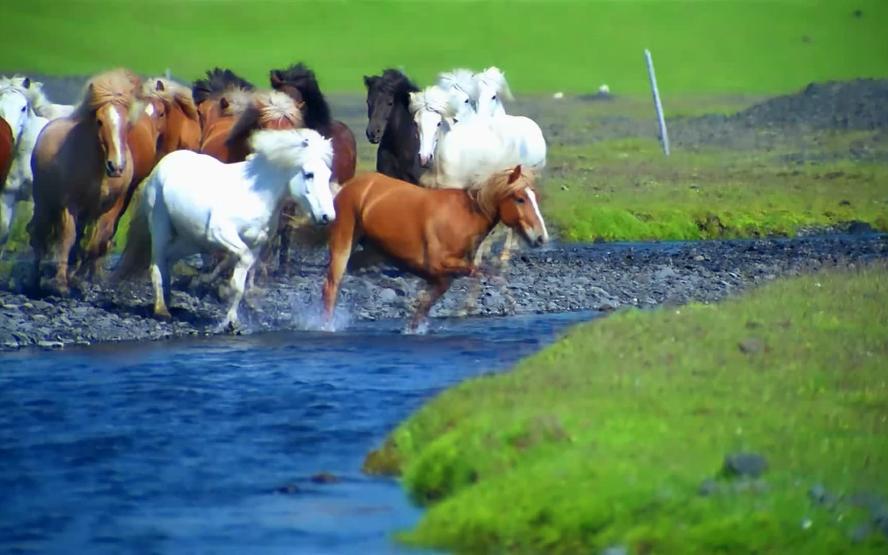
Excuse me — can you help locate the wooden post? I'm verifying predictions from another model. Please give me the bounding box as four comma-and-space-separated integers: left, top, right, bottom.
644, 49, 670, 156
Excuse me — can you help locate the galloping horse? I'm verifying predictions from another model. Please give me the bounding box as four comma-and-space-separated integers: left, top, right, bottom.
364, 69, 422, 184
323, 166, 548, 332
116, 129, 335, 329
0, 77, 49, 242
270, 63, 356, 187
29, 69, 139, 295
225, 90, 304, 155
437, 68, 479, 122
192, 68, 255, 163
140, 77, 201, 157
0, 75, 74, 119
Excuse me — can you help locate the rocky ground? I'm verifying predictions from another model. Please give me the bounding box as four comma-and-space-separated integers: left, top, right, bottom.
1, 230, 885, 351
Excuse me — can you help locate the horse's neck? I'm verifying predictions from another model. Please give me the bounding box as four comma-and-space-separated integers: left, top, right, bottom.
454, 192, 499, 250
385, 101, 415, 149
17, 115, 48, 155
246, 158, 291, 208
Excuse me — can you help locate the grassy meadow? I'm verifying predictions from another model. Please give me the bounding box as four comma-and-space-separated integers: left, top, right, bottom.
1, 0, 887, 95
366, 265, 888, 552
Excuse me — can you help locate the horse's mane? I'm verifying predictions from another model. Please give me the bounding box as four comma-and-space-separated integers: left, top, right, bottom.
142, 77, 199, 120
474, 66, 514, 101
438, 68, 478, 99
270, 63, 331, 128
192, 67, 254, 105
374, 69, 420, 97
0, 75, 55, 117
225, 90, 304, 149
73, 69, 140, 118
249, 128, 333, 171
408, 86, 455, 117
473, 167, 536, 220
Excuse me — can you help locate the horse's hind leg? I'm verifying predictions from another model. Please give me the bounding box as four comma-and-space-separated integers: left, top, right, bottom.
149, 213, 173, 319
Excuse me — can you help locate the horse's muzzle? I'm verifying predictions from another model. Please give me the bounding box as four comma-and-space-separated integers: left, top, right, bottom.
366, 128, 381, 144
419, 153, 433, 168
105, 160, 125, 178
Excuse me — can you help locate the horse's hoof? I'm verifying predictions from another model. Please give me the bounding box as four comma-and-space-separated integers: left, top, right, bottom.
153, 308, 172, 320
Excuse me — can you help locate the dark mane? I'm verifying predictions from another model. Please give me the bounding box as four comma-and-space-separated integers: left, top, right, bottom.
375, 69, 420, 100
270, 62, 331, 129
192, 67, 254, 105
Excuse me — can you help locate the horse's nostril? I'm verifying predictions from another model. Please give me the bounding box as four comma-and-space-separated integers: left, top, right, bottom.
321, 214, 330, 224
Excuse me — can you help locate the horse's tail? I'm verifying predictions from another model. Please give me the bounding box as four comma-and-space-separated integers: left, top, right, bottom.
113, 178, 152, 281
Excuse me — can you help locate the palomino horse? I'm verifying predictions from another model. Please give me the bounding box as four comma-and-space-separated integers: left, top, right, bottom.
141, 77, 201, 157
270, 63, 356, 186
364, 69, 422, 184
0, 75, 74, 120
29, 69, 139, 295
192, 68, 255, 163
225, 90, 304, 154
323, 165, 548, 332
115, 129, 335, 330
0, 77, 49, 242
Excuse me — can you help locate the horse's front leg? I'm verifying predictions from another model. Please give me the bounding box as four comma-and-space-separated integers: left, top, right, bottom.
407, 277, 451, 333
223, 249, 254, 331
0, 190, 17, 244
82, 192, 129, 278
50, 207, 77, 296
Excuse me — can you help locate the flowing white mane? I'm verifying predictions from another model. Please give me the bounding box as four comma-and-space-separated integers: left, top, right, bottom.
474, 66, 513, 101
409, 86, 455, 117
437, 68, 478, 100
0, 75, 54, 116
249, 128, 332, 170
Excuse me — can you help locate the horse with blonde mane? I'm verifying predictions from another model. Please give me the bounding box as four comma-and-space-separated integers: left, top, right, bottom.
28, 68, 140, 295
140, 77, 201, 157
192, 68, 255, 163
0, 76, 49, 242
116, 129, 335, 330
323, 165, 548, 332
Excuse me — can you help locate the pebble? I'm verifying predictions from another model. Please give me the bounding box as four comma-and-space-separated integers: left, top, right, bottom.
723, 452, 768, 478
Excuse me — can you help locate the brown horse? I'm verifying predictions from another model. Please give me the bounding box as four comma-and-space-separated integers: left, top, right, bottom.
141, 77, 201, 157
225, 90, 304, 154
270, 63, 356, 186
29, 69, 139, 295
323, 166, 549, 331
192, 68, 255, 163
0, 118, 12, 191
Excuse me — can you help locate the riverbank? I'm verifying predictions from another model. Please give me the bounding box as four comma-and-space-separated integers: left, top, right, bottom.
364, 263, 888, 553
1, 232, 885, 351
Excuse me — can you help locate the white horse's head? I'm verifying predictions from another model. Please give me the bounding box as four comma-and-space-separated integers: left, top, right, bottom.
0, 77, 36, 141
250, 129, 336, 225
437, 68, 478, 122
474, 67, 513, 118
409, 86, 454, 168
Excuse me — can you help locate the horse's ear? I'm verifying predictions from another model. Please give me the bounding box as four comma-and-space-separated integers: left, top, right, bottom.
270, 71, 283, 87
363, 75, 375, 88
156, 79, 165, 92
302, 138, 310, 147
22, 77, 30, 89
219, 97, 229, 111
508, 165, 522, 184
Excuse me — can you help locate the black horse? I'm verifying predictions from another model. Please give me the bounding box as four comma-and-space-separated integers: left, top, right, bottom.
269, 63, 356, 185
363, 69, 421, 185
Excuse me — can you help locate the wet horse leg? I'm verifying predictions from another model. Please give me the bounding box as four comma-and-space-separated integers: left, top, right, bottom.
408, 277, 452, 332
322, 215, 357, 329
82, 193, 129, 278
50, 208, 77, 295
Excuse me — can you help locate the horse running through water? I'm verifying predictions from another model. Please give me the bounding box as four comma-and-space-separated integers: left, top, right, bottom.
0, 77, 49, 242
270, 63, 356, 187
28, 69, 140, 294
116, 129, 335, 330
323, 165, 548, 332
364, 69, 421, 184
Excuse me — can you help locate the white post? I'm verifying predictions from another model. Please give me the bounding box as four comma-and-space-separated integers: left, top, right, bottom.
165, 68, 172, 80
644, 49, 670, 156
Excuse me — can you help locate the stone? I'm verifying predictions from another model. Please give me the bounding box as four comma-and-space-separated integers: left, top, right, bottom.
378, 288, 398, 304
723, 452, 768, 478
738, 337, 764, 354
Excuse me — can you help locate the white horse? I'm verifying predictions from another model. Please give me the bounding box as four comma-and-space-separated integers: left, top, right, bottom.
411, 85, 545, 190
436, 68, 478, 123
473, 66, 513, 117
1, 75, 75, 119
0, 78, 49, 242
116, 128, 336, 329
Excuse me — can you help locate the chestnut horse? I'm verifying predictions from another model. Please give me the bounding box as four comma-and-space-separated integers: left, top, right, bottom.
323, 165, 548, 331
270, 63, 356, 186
29, 69, 139, 295
141, 77, 201, 158
0, 118, 12, 195
364, 69, 422, 184
192, 68, 255, 163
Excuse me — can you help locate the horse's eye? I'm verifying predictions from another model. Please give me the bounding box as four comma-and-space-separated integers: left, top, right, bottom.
492, 95, 497, 100
20, 106, 26, 112
96, 120, 103, 127
304, 171, 314, 180
436, 121, 441, 127
388, 101, 393, 106
464, 99, 469, 104
514, 197, 525, 205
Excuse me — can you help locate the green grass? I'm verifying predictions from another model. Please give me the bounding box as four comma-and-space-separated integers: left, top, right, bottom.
2, 0, 886, 94
543, 136, 888, 241
366, 265, 888, 553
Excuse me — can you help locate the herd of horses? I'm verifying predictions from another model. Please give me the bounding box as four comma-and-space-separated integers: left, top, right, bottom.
0, 63, 548, 332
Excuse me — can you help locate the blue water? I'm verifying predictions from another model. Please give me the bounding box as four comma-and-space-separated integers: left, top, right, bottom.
0, 312, 595, 554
